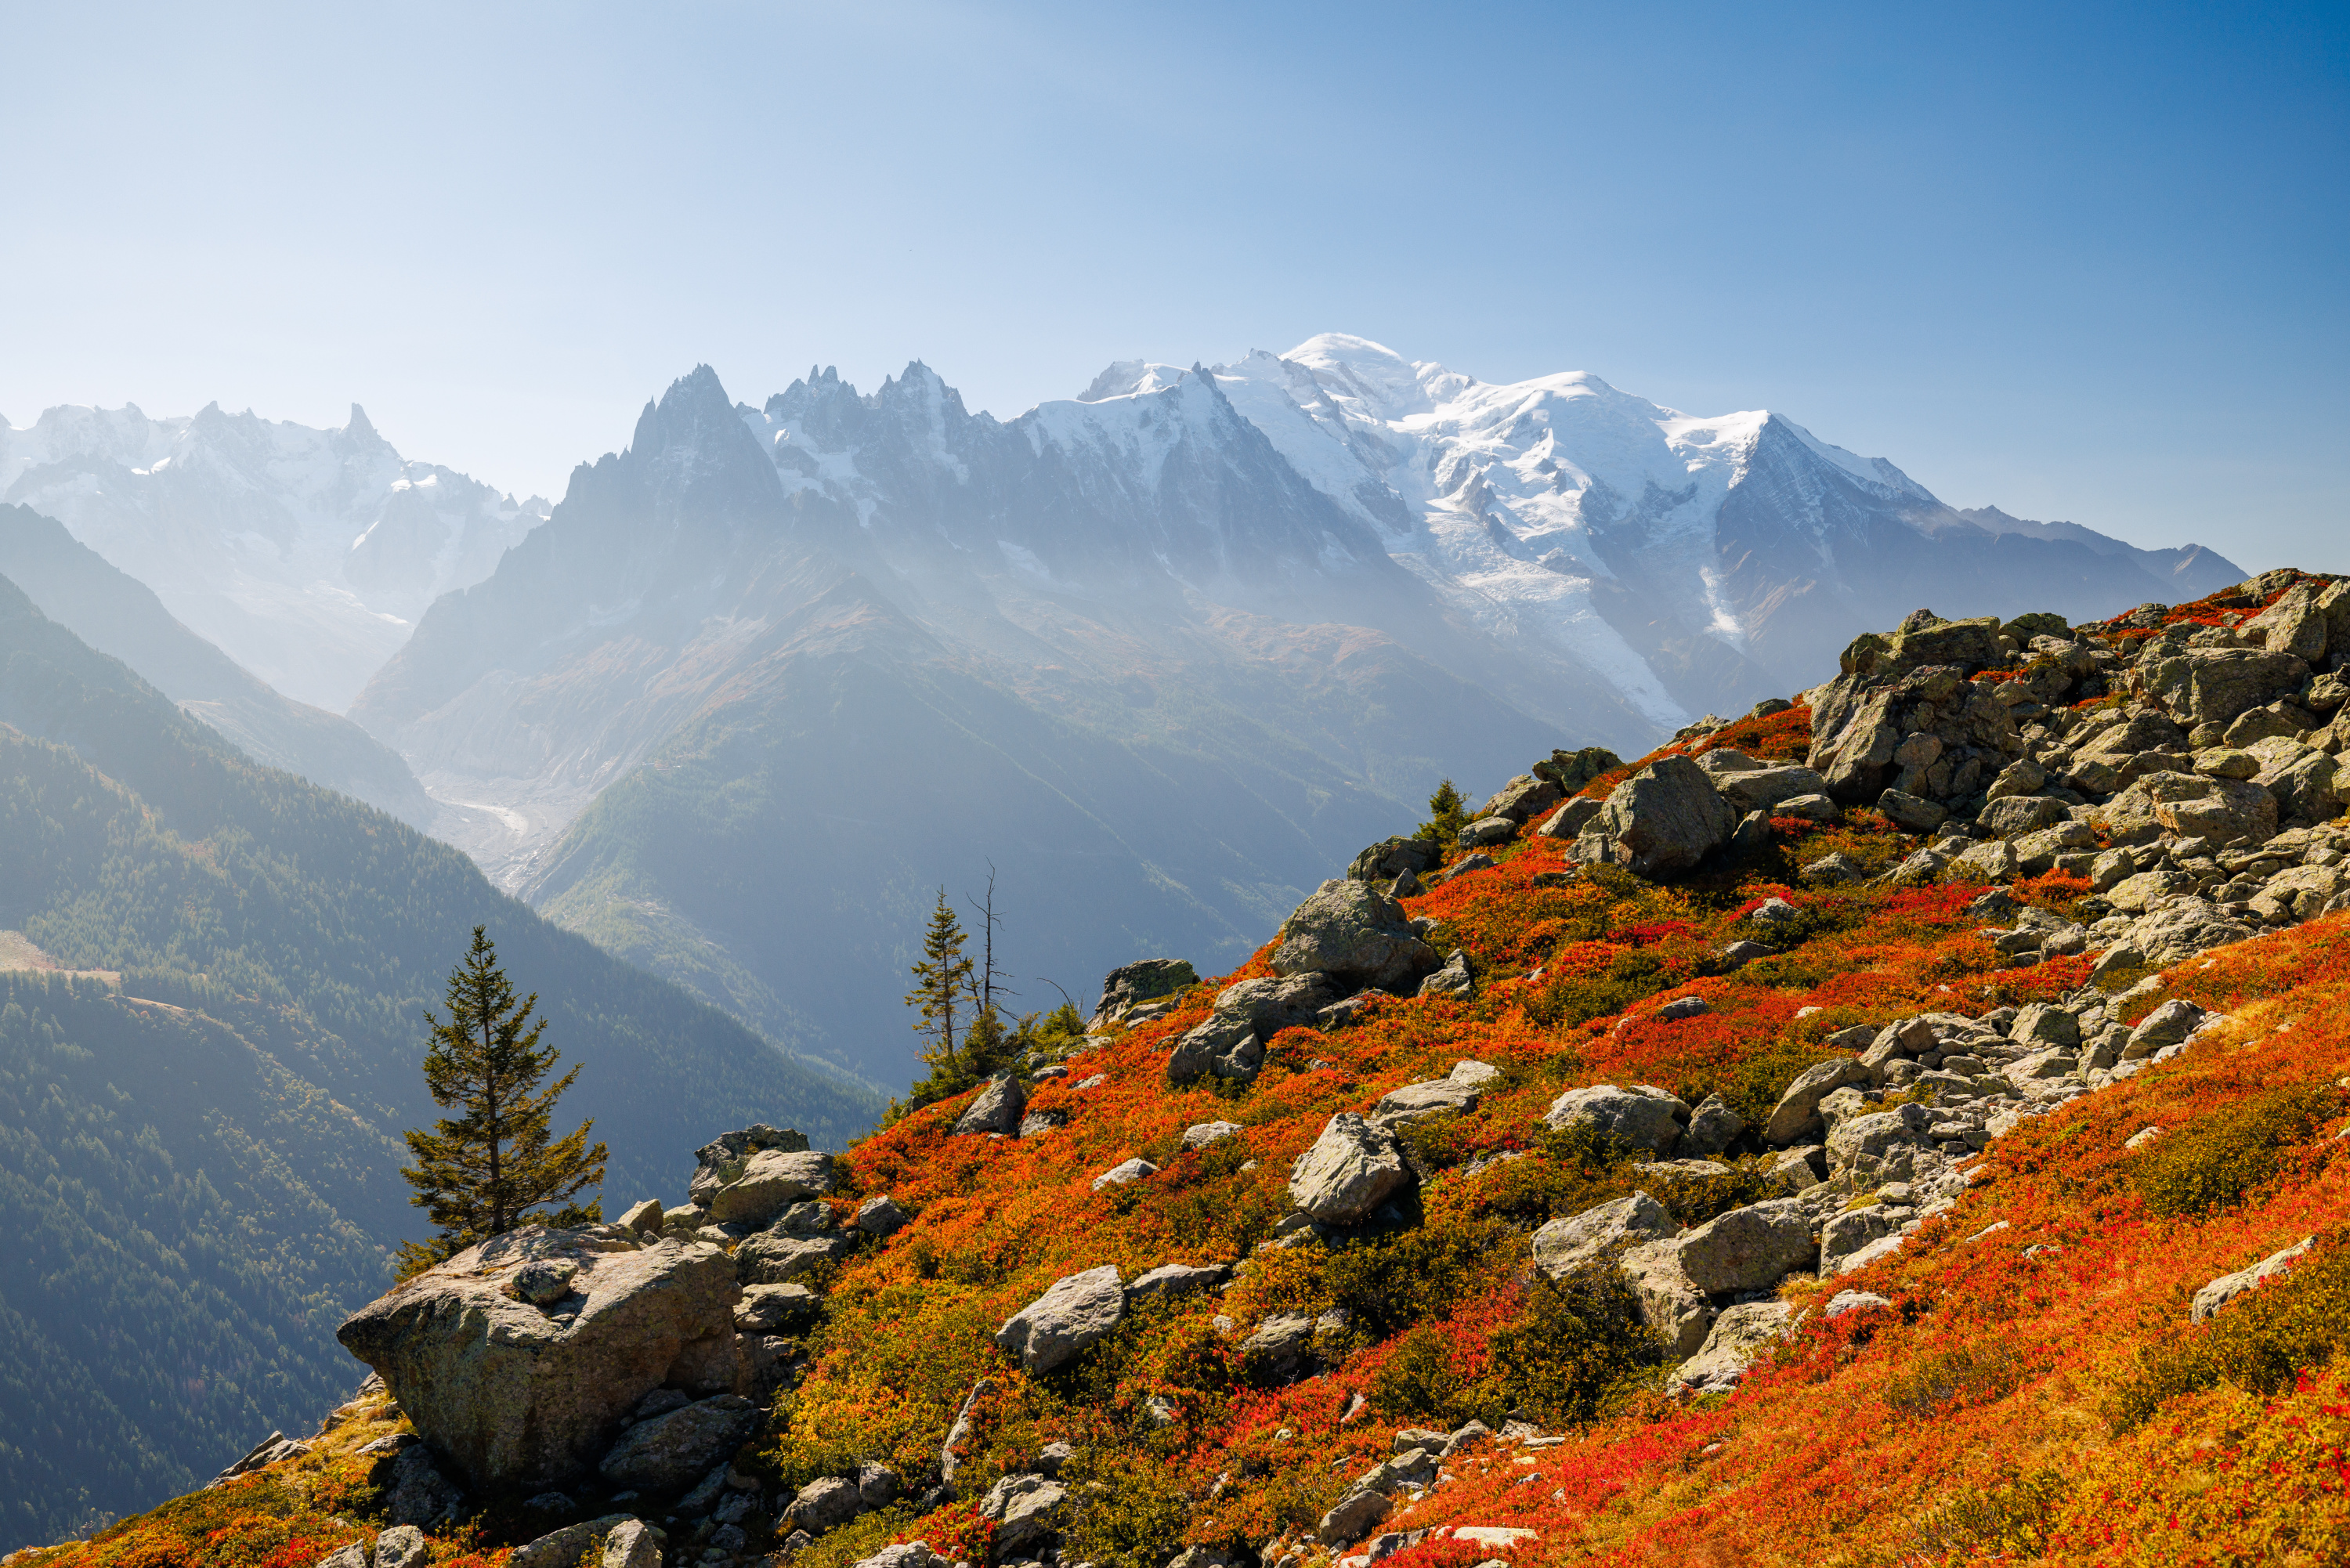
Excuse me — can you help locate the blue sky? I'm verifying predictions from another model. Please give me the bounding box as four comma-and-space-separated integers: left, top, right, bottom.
3, 1, 2343, 569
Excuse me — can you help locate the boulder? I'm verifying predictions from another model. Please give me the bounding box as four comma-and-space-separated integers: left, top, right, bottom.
687, 1125, 810, 1206
736, 1231, 851, 1286
1536, 796, 1607, 840
598, 1395, 759, 1494
1529, 1191, 1675, 1279
1542, 1083, 1690, 1153
510, 1518, 640, 1568
736, 1284, 822, 1335
2243, 580, 2331, 660
1417, 949, 1476, 999
1877, 790, 1948, 833
1318, 1488, 1391, 1546
996, 1266, 1126, 1375
1809, 686, 1902, 800
2144, 775, 2278, 844
1239, 1312, 1321, 1385
979, 1473, 1068, 1559
1091, 1158, 1158, 1190
1090, 959, 1198, 1028
2254, 863, 2350, 923
1761, 1057, 1873, 1146
1182, 1121, 1243, 1150
2123, 899, 2253, 966
855, 1196, 910, 1237
337, 1228, 740, 1490
1977, 795, 2070, 839
374, 1527, 429, 1568
1370, 1075, 1480, 1127
2009, 1003, 2080, 1050
2135, 647, 2310, 726
2250, 741, 2341, 824
378, 1443, 464, 1528
1670, 1301, 1795, 1395
1714, 765, 1833, 816
1679, 1093, 1744, 1158
1669, 1198, 1817, 1292
1481, 774, 1564, 823
2191, 1237, 2316, 1323
1289, 1112, 1412, 1223
1458, 815, 1517, 848
1217, 973, 1343, 1034
1825, 1104, 1935, 1180
1272, 881, 1441, 992
1579, 756, 1737, 877
1535, 746, 1625, 793
1167, 1012, 1265, 1086
787, 1475, 864, 1533
1126, 1263, 1230, 1302
1618, 1240, 1715, 1357
707, 1149, 835, 1226
953, 1075, 1027, 1136
1349, 837, 1444, 884
1822, 1289, 1894, 1319
2123, 999, 2209, 1060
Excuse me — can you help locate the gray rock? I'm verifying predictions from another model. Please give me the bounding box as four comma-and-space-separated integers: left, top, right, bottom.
598, 1395, 759, 1493
1618, 1240, 1715, 1357
1761, 1057, 1873, 1146
510, 1518, 638, 1568
769, 1200, 837, 1237
380, 1443, 464, 1529
1350, 837, 1444, 884
855, 1195, 910, 1237
1217, 972, 1344, 1033
1417, 949, 1476, 999
1679, 1093, 1744, 1158
1529, 1191, 1676, 1279
598, 1521, 659, 1568
1670, 1301, 1795, 1395
787, 1475, 865, 1533
1273, 880, 1441, 992
373, 1526, 428, 1568
996, 1265, 1126, 1374
1821, 1205, 1909, 1274
1125, 1263, 1230, 1302
979, 1473, 1067, 1559
1183, 1120, 1243, 1150
1289, 1112, 1412, 1223
1482, 773, 1565, 822
736, 1284, 822, 1335
1802, 850, 1868, 885
688, 1125, 810, 1207
2009, 1003, 2080, 1049
616, 1199, 666, 1236
1822, 1289, 1893, 1319
2123, 999, 2209, 1060
1877, 790, 1949, 833
1542, 1083, 1690, 1152
514, 1259, 580, 1306
1238, 1312, 1321, 1384
1825, 1104, 1935, 1180
1536, 796, 1607, 840
736, 1231, 851, 1286
1167, 1011, 1264, 1086
1578, 756, 1738, 878
1019, 1109, 1067, 1140
2135, 646, 2309, 726
1977, 794, 2070, 839
1714, 765, 1834, 816
1091, 1158, 1158, 1190
1370, 1076, 1480, 1128
2192, 1237, 2316, 1323
1671, 1198, 1817, 1292
338, 1228, 741, 1490
852, 1548, 943, 1568
953, 1075, 1027, 1136
706, 1149, 835, 1226
1091, 959, 1199, 1028
1458, 815, 1517, 848
1317, 1488, 1391, 1546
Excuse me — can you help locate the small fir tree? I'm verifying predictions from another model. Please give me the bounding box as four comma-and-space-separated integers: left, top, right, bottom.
396, 926, 606, 1277
906, 887, 976, 1078
1419, 779, 1468, 846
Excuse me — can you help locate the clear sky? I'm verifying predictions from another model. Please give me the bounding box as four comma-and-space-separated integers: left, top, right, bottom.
3, 1, 2344, 569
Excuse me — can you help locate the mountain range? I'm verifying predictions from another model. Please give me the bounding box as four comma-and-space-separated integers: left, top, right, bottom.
6, 339, 2244, 1088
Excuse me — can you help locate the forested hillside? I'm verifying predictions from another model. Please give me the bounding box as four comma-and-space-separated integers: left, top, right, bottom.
0, 573, 882, 1550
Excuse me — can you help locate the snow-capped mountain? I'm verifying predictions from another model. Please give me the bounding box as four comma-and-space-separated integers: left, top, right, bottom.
0, 402, 547, 710
349, 342, 2239, 1088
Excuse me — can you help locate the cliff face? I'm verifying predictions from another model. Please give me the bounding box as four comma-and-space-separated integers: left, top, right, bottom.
29, 566, 2350, 1568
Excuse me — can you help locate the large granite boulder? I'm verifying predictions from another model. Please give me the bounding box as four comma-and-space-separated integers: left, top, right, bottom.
1712, 764, 1832, 817
1668, 1199, 1817, 1292
1671, 1301, 1796, 1395
1090, 959, 1198, 1028
1289, 1112, 1412, 1223
1347, 836, 1443, 884
1272, 881, 1440, 992
996, 1266, 1126, 1375
598, 1393, 759, 1493
1576, 756, 1737, 877
688, 1126, 809, 1206
1542, 1083, 1689, 1153
337, 1227, 740, 1490
707, 1149, 835, 1226
954, 1075, 1027, 1136
1530, 1192, 1676, 1279
2134, 647, 2311, 726
1480, 774, 1564, 823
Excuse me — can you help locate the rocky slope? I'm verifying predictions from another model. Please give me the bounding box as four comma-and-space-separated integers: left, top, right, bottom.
42, 564, 2350, 1568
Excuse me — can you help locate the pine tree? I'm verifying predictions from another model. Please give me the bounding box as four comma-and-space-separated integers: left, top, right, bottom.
1419, 778, 1468, 846
396, 926, 606, 1277
906, 887, 975, 1078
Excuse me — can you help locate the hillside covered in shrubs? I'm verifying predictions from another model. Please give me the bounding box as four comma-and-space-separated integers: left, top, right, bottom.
19, 568, 2350, 1568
